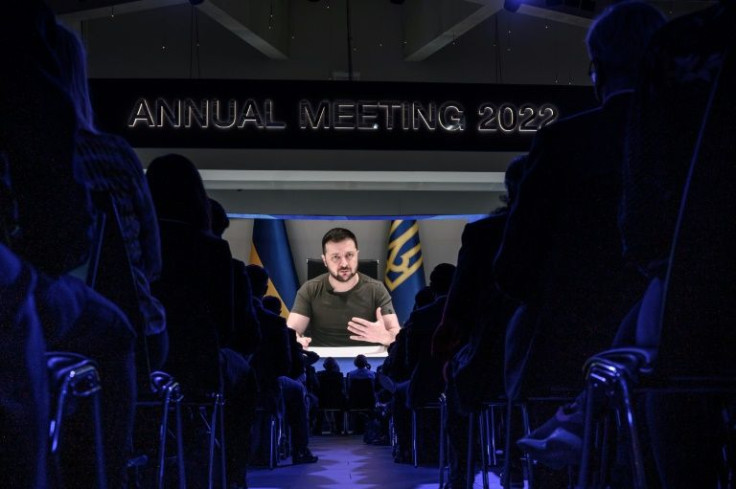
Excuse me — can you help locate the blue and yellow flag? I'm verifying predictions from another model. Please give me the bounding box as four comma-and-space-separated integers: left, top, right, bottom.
249, 219, 299, 318
384, 219, 426, 325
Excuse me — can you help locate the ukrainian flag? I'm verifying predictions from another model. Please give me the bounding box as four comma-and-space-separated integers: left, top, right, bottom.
384, 220, 426, 325
249, 219, 299, 318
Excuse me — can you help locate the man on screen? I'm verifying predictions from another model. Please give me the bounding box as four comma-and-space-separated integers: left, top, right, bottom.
287, 228, 400, 348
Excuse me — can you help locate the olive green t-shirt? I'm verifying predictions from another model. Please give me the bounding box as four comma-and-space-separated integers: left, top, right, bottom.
291, 272, 395, 347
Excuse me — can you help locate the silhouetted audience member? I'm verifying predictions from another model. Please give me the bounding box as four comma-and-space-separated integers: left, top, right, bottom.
412, 286, 436, 311
1, 5, 71, 486
315, 357, 347, 434
2, 8, 137, 488
616, 3, 736, 487
146, 153, 254, 488
262, 295, 283, 316
54, 23, 169, 374
494, 3, 665, 487
347, 354, 375, 386
0, 245, 48, 489
389, 263, 456, 464
207, 198, 262, 485
210, 199, 261, 357
494, 0, 664, 402
246, 264, 318, 464
431, 156, 525, 488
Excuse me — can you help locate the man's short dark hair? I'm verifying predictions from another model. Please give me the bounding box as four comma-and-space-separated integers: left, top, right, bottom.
322, 227, 358, 253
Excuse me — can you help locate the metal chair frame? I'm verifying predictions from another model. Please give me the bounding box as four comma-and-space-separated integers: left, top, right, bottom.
411, 400, 442, 468
136, 376, 186, 489
47, 351, 107, 489
181, 393, 227, 489
576, 352, 736, 489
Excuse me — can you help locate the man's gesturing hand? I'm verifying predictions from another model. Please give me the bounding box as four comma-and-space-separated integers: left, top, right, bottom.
347, 307, 392, 346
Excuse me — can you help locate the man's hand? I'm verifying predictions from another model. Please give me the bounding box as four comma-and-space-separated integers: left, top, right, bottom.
347, 307, 392, 346
296, 335, 312, 350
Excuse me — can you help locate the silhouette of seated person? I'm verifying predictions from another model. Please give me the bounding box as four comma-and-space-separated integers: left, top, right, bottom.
391, 264, 456, 463
494, 0, 664, 407
0, 244, 48, 489
431, 156, 525, 488
207, 199, 261, 487
146, 153, 255, 488
315, 357, 347, 434
1, 6, 75, 487
54, 23, 169, 381
210, 199, 261, 360
521, 3, 736, 487
3, 10, 137, 487
245, 265, 318, 464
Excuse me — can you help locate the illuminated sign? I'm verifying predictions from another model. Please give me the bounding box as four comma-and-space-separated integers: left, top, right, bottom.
90, 79, 596, 151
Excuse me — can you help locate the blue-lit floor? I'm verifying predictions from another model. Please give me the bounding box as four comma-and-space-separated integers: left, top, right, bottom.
248, 435, 512, 489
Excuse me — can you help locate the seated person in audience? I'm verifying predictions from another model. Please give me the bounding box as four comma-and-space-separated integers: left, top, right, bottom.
54, 23, 169, 372
346, 354, 375, 387
0, 244, 48, 489
3, 8, 137, 487
1, 6, 61, 486
262, 295, 283, 316
431, 156, 525, 489
246, 265, 319, 464
210, 199, 261, 358
522, 2, 736, 487
493, 4, 664, 486
315, 357, 347, 434
146, 154, 254, 488
390, 263, 455, 462
412, 285, 436, 311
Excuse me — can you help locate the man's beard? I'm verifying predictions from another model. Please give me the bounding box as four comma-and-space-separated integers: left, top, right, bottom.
330, 267, 356, 283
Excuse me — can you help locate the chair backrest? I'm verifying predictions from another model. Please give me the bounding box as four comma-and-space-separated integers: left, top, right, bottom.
347, 377, 376, 410
657, 48, 736, 378
317, 372, 346, 409
89, 192, 154, 386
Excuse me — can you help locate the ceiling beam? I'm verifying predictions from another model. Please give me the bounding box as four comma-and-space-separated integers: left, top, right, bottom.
56, 0, 288, 60
404, 0, 505, 62
56, 0, 187, 23
517, 3, 592, 28
195, 0, 289, 60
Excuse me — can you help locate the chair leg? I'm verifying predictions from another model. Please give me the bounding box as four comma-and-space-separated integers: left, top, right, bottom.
618, 376, 646, 489
576, 380, 597, 489
412, 409, 418, 468
91, 390, 108, 489
157, 391, 172, 489
479, 411, 490, 489
438, 398, 447, 489
218, 398, 227, 489
520, 402, 533, 489
467, 412, 476, 489
501, 400, 513, 489
174, 399, 186, 489
489, 405, 498, 467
